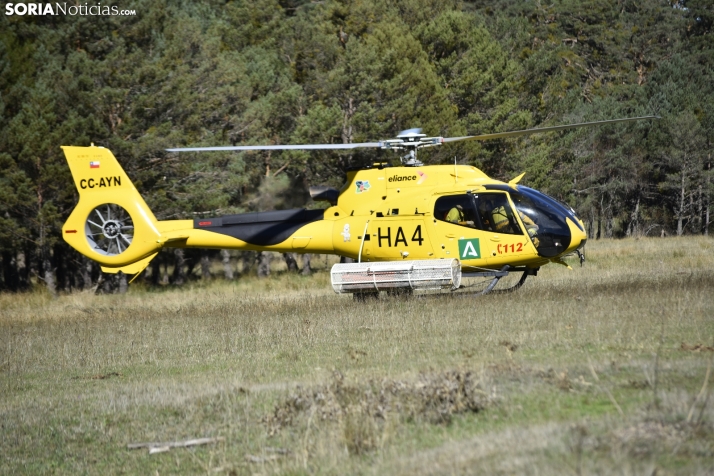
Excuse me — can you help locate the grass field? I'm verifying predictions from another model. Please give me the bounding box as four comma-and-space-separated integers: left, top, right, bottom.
1, 237, 713, 475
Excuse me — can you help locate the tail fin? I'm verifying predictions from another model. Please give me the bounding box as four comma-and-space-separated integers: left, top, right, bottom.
61, 146, 163, 271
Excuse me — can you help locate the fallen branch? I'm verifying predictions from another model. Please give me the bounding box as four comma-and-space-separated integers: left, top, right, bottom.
127, 436, 224, 454
245, 454, 281, 463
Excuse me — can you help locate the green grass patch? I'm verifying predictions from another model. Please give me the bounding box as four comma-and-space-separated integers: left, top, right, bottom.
1, 237, 714, 474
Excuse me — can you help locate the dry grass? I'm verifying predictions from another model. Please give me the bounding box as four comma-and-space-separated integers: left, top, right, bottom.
1, 236, 713, 474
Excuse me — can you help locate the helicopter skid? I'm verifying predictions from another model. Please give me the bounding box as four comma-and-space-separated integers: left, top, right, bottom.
333, 261, 538, 299
460, 266, 537, 296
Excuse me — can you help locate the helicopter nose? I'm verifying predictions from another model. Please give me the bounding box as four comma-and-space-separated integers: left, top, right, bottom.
564, 218, 587, 255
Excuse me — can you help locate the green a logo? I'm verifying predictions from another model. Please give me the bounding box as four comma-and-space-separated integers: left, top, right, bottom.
458, 238, 481, 259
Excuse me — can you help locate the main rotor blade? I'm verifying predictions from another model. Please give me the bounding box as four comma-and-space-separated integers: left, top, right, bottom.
442, 116, 660, 143
166, 142, 382, 152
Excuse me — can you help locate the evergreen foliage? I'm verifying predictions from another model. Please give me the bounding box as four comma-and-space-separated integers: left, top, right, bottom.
0, 0, 711, 291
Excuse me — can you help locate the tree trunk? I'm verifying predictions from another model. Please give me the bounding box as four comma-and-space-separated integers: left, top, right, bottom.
257, 252, 271, 278
604, 195, 614, 239
17, 250, 28, 290
172, 248, 186, 286
342, 97, 356, 168
1, 253, 5, 291
221, 250, 234, 280
706, 203, 711, 237
301, 253, 312, 276
43, 254, 57, 298
2, 251, 19, 291
696, 184, 703, 234
102, 273, 114, 294
161, 259, 170, 285
626, 197, 640, 238
149, 255, 161, 285
54, 245, 70, 293
118, 271, 128, 294
240, 251, 254, 275
677, 171, 686, 236
283, 252, 298, 272
82, 256, 93, 291
706, 157, 711, 236
142, 260, 152, 283
595, 195, 603, 240
200, 251, 212, 281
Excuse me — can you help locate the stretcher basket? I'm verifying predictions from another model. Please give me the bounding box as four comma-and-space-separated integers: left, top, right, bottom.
331, 259, 461, 294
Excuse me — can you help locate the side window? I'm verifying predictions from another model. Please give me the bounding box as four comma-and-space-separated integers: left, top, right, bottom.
434, 195, 479, 229
473, 193, 523, 235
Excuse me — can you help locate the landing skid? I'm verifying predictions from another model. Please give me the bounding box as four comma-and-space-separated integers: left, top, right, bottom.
350, 265, 539, 300
460, 266, 538, 296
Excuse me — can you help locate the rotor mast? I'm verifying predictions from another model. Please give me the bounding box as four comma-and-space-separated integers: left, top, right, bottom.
380, 128, 443, 166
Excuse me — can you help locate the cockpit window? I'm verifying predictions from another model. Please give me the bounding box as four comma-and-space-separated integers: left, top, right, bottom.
434, 194, 480, 229
518, 186, 584, 232
434, 193, 523, 235
474, 193, 523, 235
510, 188, 572, 257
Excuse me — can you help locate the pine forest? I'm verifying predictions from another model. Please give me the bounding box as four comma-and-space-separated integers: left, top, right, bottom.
0, 0, 712, 293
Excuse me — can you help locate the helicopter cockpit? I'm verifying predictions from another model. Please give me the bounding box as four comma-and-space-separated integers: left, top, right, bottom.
508, 185, 584, 257
487, 184, 584, 257
434, 186, 585, 258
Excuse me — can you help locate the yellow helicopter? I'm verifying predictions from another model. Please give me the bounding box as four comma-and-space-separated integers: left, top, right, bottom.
60, 116, 657, 296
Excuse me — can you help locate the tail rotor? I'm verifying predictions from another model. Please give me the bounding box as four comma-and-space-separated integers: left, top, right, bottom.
85, 204, 135, 256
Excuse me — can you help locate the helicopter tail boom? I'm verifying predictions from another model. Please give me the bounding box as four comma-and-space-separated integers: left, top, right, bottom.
61, 146, 338, 277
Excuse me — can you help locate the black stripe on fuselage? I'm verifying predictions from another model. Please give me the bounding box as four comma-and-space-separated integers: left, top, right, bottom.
194, 208, 325, 246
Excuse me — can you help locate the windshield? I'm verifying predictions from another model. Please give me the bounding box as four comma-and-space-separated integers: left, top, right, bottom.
509, 187, 573, 257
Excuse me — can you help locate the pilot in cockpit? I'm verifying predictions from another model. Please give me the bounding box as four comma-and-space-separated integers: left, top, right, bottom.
520, 212, 540, 247
446, 204, 475, 227
480, 195, 540, 247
